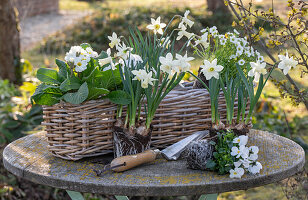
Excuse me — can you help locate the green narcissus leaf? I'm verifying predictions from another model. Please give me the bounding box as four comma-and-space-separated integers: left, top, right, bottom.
107, 90, 131, 105
63, 82, 89, 104
56, 59, 70, 80
88, 86, 109, 100
36, 68, 60, 84
60, 76, 81, 92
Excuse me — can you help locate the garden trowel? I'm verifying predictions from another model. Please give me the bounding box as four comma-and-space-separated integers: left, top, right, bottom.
96, 130, 208, 174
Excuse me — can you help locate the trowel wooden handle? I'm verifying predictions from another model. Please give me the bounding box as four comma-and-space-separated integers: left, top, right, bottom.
111, 149, 160, 172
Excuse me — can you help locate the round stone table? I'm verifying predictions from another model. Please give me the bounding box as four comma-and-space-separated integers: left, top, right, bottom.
3, 130, 305, 200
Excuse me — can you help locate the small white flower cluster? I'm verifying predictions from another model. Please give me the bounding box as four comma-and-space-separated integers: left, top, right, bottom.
64, 46, 98, 72
159, 52, 194, 79
229, 135, 262, 179
100, 32, 143, 71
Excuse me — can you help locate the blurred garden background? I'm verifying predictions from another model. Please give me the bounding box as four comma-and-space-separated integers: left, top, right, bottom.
0, 0, 307, 199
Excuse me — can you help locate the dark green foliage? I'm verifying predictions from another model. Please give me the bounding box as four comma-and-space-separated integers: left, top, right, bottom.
206, 130, 236, 174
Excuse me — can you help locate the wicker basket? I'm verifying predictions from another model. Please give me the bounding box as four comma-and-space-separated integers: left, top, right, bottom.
43, 82, 249, 160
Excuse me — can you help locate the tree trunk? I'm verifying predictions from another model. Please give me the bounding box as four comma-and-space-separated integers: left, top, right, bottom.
0, 0, 21, 84
206, 0, 231, 14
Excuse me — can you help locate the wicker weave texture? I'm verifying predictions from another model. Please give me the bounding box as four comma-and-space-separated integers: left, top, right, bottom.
43, 83, 249, 160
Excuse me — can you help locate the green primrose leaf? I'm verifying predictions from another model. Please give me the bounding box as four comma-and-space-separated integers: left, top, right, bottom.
60, 76, 81, 92
88, 86, 109, 100
80, 43, 92, 50
63, 82, 89, 104
206, 159, 216, 169
56, 59, 70, 80
107, 90, 131, 105
36, 68, 60, 84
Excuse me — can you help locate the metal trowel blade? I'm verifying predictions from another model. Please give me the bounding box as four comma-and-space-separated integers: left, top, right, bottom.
161, 130, 209, 161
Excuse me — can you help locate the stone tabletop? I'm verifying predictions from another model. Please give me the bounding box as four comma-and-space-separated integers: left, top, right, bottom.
3, 130, 305, 196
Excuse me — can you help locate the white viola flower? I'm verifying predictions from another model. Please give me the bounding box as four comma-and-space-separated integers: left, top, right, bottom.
159, 53, 175, 74
200, 59, 224, 80
244, 50, 252, 57
108, 32, 121, 48
236, 45, 244, 56
240, 158, 251, 168
248, 153, 258, 161
177, 24, 194, 40
160, 37, 171, 48
74, 57, 88, 72
86, 47, 98, 58
234, 161, 242, 168
278, 51, 298, 75
179, 10, 194, 28
116, 43, 133, 60
194, 33, 209, 49
231, 145, 249, 159
229, 167, 245, 179
220, 38, 227, 45
175, 53, 195, 72
238, 59, 245, 66
233, 135, 248, 146
248, 162, 262, 174
146, 16, 166, 35
248, 61, 267, 82
249, 146, 259, 154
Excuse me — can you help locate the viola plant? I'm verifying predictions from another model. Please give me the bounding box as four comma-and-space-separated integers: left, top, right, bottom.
31, 44, 123, 106
104, 14, 195, 157
206, 130, 262, 179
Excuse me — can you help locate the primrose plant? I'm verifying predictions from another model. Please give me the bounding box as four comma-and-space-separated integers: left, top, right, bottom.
32, 44, 122, 106
101, 14, 195, 157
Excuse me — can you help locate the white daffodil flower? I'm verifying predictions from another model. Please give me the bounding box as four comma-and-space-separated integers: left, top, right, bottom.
200, 59, 224, 80
248, 61, 267, 82
194, 33, 209, 49
116, 43, 133, 60
248, 162, 262, 174
159, 53, 175, 74
179, 10, 194, 28
233, 135, 248, 146
108, 32, 121, 48
159, 37, 171, 48
86, 47, 98, 58
229, 167, 245, 179
238, 59, 245, 66
141, 71, 157, 89
240, 158, 251, 168
132, 70, 156, 89
176, 24, 194, 40
74, 57, 88, 72
99, 48, 117, 70
278, 51, 298, 75
146, 16, 166, 35
175, 53, 195, 72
